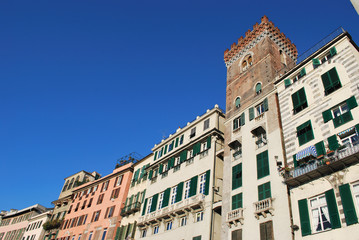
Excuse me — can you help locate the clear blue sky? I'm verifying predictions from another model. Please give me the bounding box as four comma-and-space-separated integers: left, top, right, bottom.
1, 0, 358, 211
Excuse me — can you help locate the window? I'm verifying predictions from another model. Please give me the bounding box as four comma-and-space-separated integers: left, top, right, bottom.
193, 237, 202, 240
101, 181, 109, 192
341, 131, 359, 148
309, 195, 332, 232
199, 173, 206, 194
180, 216, 187, 226
111, 188, 120, 199
232, 193, 242, 210
77, 234, 82, 240
297, 120, 314, 146
255, 132, 267, 149
88, 198, 93, 208
317, 47, 337, 66
203, 119, 210, 130
92, 211, 100, 222
321, 67, 341, 95
235, 97, 241, 108
291, 88, 308, 114
81, 201, 87, 210
116, 175, 123, 186
146, 197, 152, 214
256, 102, 264, 116
179, 135, 184, 145
195, 211, 204, 222
190, 128, 196, 138
184, 180, 191, 199
231, 229, 242, 240
166, 221, 172, 231
158, 192, 164, 209
257, 150, 269, 179
258, 182, 271, 201
170, 186, 177, 205
322, 97, 358, 128
74, 203, 80, 212
255, 83, 262, 95
105, 206, 115, 218
353, 183, 359, 208
97, 194, 104, 205
168, 141, 174, 151
232, 163, 242, 190
260, 221, 273, 240
153, 225, 159, 234
233, 112, 245, 130
88, 232, 93, 240
101, 229, 107, 240
140, 229, 147, 238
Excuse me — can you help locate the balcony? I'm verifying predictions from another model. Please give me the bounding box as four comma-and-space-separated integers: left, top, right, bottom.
285, 143, 359, 187
138, 194, 205, 227
120, 202, 141, 217
254, 198, 274, 219
226, 208, 244, 227
233, 149, 242, 160
255, 113, 265, 122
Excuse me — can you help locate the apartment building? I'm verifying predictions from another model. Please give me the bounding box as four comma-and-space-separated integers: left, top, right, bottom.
56, 162, 133, 240
22, 210, 52, 240
115, 154, 152, 240
136, 105, 225, 240
276, 29, 359, 239
44, 171, 100, 240
222, 16, 297, 240
0, 205, 48, 240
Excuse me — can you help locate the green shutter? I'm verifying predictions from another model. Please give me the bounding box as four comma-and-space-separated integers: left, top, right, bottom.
159, 164, 163, 174
232, 163, 242, 190
255, 83, 262, 93
300, 68, 306, 77
263, 98, 268, 111
189, 176, 198, 197
141, 189, 146, 202
232, 193, 243, 210
233, 118, 239, 130
297, 120, 314, 146
330, 46, 337, 56
154, 151, 157, 160
164, 145, 168, 154
322, 67, 341, 95
139, 165, 146, 179
180, 150, 187, 163
148, 169, 153, 180
284, 79, 291, 87
293, 154, 298, 168
175, 137, 179, 147
249, 107, 254, 121
133, 169, 140, 181
298, 199, 312, 236
235, 97, 241, 107
356, 124, 359, 134
115, 226, 122, 240
339, 184, 358, 225
150, 194, 159, 213
176, 182, 184, 202
204, 170, 210, 195
328, 135, 339, 151
240, 112, 245, 126
347, 96, 358, 110
322, 109, 333, 123
162, 188, 171, 207
292, 88, 307, 113
325, 189, 341, 229
141, 199, 147, 216
258, 182, 271, 200
312, 58, 320, 66
193, 142, 201, 156
206, 135, 211, 149
257, 150, 269, 179
168, 158, 174, 169
315, 141, 326, 156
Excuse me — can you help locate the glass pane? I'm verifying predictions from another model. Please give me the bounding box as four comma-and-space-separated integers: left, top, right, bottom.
333, 108, 341, 118
341, 103, 349, 113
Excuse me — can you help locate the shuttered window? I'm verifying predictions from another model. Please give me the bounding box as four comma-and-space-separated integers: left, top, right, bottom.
249, 107, 254, 121
284, 79, 291, 88
296, 120, 314, 146
162, 188, 171, 208
298, 199, 311, 236
314, 141, 326, 157
257, 150, 269, 179
204, 170, 210, 195
235, 97, 241, 108
325, 189, 341, 229
189, 176, 198, 197
259, 221, 273, 240
232, 163, 242, 190
258, 182, 271, 201
176, 182, 184, 203
321, 67, 342, 95
339, 184, 358, 225
150, 194, 158, 213
232, 193, 242, 210
328, 135, 339, 151
231, 229, 242, 240
291, 88, 308, 114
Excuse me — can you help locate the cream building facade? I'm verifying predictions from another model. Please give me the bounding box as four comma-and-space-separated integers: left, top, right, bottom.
276, 29, 359, 239
22, 210, 52, 240
136, 105, 225, 240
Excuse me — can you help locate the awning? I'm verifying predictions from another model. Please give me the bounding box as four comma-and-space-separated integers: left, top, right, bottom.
337, 127, 355, 138
296, 145, 317, 161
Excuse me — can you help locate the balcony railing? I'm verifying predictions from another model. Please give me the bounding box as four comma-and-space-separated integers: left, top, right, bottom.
254, 198, 274, 219
120, 202, 141, 216
285, 143, 359, 187
138, 194, 205, 226
226, 208, 244, 226
233, 150, 242, 160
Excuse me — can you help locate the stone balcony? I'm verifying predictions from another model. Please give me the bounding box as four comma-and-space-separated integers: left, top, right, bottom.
285, 143, 359, 187
138, 194, 205, 227
120, 202, 141, 217
226, 208, 244, 227
254, 198, 274, 219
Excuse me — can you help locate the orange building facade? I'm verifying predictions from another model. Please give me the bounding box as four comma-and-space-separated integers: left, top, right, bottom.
56, 163, 133, 240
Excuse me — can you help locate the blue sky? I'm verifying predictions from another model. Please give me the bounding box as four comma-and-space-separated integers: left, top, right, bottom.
1, 0, 358, 210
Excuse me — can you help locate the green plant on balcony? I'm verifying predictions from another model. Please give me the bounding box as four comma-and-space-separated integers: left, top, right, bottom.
43, 219, 63, 231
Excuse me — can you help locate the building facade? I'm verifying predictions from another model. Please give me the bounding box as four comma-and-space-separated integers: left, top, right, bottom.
136, 105, 225, 240
115, 154, 152, 240
222, 16, 297, 240
0, 205, 48, 240
276, 29, 359, 239
22, 210, 52, 240
56, 163, 133, 240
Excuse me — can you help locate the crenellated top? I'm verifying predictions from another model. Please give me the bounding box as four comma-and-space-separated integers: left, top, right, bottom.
224, 16, 298, 67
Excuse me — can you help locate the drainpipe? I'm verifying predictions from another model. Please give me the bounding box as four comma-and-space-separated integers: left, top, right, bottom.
209, 134, 216, 240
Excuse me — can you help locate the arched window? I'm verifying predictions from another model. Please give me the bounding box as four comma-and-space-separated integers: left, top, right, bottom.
62, 180, 69, 192
235, 97, 241, 108
248, 56, 253, 66
255, 83, 262, 95
242, 60, 247, 69
67, 178, 74, 190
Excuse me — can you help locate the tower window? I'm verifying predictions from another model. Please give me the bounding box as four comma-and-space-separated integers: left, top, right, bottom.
235, 97, 241, 108
255, 83, 262, 95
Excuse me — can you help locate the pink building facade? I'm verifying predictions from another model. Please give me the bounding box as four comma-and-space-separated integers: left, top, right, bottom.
56, 163, 133, 240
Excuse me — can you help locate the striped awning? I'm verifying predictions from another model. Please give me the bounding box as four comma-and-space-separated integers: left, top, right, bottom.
296, 145, 317, 161
337, 127, 354, 137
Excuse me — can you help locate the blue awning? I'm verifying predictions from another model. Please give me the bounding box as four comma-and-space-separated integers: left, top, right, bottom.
338, 127, 354, 137
296, 145, 317, 161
